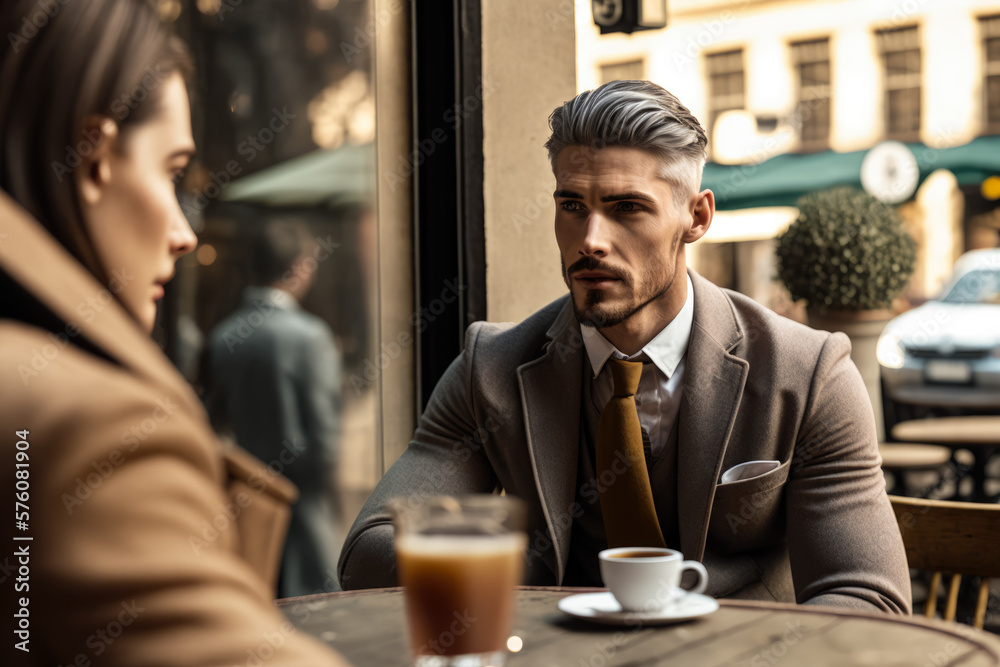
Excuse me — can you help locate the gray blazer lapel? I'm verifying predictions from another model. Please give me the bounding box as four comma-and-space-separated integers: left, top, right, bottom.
678, 272, 749, 561
516, 298, 582, 584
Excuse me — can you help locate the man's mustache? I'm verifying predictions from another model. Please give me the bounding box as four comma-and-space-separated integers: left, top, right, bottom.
566, 256, 628, 283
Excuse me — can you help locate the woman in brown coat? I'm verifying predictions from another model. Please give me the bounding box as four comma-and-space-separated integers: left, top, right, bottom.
0, 1, 348, 664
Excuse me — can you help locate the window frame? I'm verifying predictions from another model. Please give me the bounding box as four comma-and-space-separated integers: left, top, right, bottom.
598, 58, 646, 84
876, 25, 922, 143
790, 37, 832, 153
981, 14, 1000, 136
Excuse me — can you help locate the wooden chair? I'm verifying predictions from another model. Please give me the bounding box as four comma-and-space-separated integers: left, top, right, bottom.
889, 495, 1000, 628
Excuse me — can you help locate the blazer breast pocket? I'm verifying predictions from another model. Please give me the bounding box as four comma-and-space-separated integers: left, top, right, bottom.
707, 458, 790, 554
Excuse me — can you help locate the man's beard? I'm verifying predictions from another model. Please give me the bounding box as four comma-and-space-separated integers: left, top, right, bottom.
576, 281, 671, 328
563, 254, 675, 329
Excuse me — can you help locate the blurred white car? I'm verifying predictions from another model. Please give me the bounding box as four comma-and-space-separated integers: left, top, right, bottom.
878, 248, 1000, 409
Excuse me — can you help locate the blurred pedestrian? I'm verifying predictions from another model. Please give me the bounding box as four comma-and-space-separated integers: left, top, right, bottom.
207, 220, 344, 598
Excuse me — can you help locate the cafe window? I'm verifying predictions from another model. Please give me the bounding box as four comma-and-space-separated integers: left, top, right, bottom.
790, 38, 831, 151
982, 15, 1000, 134
159, 0, 403, 597
705, 49, 745, 142
599, 59, 645, 84
876, 26, 921, 141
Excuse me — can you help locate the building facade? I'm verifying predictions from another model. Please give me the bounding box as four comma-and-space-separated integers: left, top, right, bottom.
576, 0, 1000, 306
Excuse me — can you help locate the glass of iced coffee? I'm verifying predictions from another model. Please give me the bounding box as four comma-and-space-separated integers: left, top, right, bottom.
390, 495, 527, 667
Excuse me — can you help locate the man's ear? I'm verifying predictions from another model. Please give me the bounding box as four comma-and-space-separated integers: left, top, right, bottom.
76, 117, 118, 206
293, 252, 319, 293
683, 189, 714, 243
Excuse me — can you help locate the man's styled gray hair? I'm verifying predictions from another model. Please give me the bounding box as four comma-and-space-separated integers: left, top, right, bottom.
544, 80, 709, 200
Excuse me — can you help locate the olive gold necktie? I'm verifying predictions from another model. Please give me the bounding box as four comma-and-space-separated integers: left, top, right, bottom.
596, 358, 667, 549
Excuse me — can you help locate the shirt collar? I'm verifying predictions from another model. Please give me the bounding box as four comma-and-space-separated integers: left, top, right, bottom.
243, 286, 300, 311
580, 274, 694, 380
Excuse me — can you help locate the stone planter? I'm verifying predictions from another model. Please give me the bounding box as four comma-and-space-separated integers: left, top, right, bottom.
807, 308, 893, 442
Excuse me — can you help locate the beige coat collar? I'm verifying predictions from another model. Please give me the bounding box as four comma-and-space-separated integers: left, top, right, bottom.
0, 190, 205, 417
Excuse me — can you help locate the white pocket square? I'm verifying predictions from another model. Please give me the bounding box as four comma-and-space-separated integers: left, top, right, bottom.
720, 460, 781, 484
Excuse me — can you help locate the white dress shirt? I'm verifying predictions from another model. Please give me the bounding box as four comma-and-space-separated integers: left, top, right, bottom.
580, 274, 695, 459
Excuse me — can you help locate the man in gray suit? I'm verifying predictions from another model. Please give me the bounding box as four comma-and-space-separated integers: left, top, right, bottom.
339, 81, 911, 612
208, 221, 343, 598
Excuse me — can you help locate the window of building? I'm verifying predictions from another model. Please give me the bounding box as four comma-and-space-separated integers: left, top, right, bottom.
876, 26, 921, 141
599, 59, 645, 84
163, 0, 408, 596
982, 15, 1000, 134
790, 38, 831, 151
705, 49, 745, 142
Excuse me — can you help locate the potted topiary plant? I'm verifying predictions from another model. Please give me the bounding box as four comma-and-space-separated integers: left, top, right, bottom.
775, 187, 916, 440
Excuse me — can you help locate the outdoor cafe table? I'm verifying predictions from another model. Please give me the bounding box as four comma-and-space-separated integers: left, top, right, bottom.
892, 416, 1000, 502
278, 586, 1000, 666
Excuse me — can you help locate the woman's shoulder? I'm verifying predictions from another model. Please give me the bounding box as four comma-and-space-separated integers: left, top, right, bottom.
0, 319, 223, 476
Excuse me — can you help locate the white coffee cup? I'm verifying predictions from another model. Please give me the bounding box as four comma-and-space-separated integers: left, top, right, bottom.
598, 547, 708, 612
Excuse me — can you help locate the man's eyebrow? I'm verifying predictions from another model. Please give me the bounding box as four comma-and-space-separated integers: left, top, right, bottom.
553, 190, 657, 203
601, 191, 655, 203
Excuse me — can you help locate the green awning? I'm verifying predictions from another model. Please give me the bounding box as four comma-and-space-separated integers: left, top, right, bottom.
220, 142, 374, 208
703, 135, 1000, 210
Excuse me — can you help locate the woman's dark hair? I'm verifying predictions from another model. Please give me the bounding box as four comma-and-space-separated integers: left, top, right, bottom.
0, 0, 193, 286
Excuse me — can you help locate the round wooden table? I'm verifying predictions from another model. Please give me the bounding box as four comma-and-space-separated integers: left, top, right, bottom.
878, 442, 953, 496
892, 416, 1000, 502
279, 587, 1000, 666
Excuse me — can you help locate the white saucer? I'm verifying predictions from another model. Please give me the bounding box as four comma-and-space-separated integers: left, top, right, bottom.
557, 591, 719, 626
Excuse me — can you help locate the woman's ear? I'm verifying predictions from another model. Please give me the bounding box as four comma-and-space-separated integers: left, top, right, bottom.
76, 117, 118, 206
